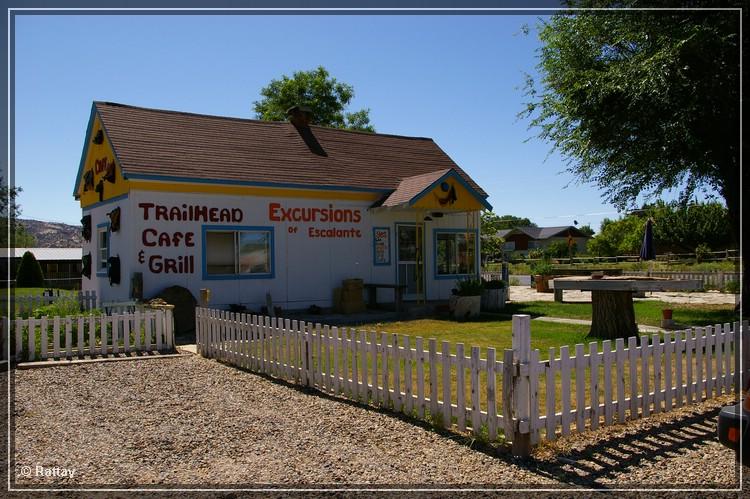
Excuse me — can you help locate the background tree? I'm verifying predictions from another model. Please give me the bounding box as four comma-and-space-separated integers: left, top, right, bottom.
545, 240, 578, 259
586, 201, 731, 257
15, 250, 44, 287
522, 4, 742, 289
493, 214, 536, 230
480, 211, 505, 263
0, 177, 35, 247
577, 224, 595, 237
647, 200, 731, 254
587, 216, 646, 257
253, 66, 375, 132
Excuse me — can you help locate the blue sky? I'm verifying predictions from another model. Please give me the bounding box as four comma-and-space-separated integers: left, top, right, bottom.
13, 14, 698, 231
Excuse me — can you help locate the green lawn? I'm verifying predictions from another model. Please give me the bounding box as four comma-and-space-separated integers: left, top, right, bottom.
498, 300, 737, 328
355, 317, 589, 360
352, 300, 737, 361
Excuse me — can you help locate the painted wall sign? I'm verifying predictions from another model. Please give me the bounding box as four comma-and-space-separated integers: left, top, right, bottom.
136, 202, 242, 275
138, 250, 195, 274
138, 203, 243, 223
268, 202, 362, 223
308, 227, 362, 238
269, 202, 363, 238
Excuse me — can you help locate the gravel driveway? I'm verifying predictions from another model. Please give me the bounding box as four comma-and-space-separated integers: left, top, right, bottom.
13, 354, 743, 491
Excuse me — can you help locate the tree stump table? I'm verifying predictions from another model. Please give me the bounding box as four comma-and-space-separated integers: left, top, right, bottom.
550, 276, 703, 339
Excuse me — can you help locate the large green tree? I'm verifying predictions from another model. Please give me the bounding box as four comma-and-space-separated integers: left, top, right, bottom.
587, 216, 645, 257
253, 66, 375, 132
522, 5, 741, 254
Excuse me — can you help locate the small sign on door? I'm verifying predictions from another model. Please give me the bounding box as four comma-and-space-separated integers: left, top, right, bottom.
373, 227, 390, 266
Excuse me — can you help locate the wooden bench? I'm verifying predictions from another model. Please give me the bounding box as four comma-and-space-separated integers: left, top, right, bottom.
364, 283, 407, 313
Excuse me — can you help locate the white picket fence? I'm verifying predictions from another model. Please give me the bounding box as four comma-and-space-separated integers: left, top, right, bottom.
1, 290, 98, 317
1, 308, 174, 362
195, 307, 746, 456
532, 322, 744, 444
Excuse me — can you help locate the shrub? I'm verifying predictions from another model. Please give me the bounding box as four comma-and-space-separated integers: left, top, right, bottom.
455, 277, 484, 296
481, 278, 507, 289
509, 276, 521, 286
530, 260, 554, 276
32, 295, 83, 318
527, 248, 545, 260
695, 243, 712, 263
16, 251, 44, 287
544, 241, 572, 258
724, 280, 740, 294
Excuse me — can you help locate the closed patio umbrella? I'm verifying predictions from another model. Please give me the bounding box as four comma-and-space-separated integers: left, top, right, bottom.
639, 218, 656, 261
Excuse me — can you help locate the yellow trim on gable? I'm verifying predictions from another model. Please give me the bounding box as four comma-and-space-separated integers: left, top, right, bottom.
77, 115, 130, 208
412, 178, 485, 211
128, 180, 383, 202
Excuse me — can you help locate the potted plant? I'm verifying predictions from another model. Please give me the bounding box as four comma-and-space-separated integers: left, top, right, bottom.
481, 278, 508, 311
449, 277, 483, 319
530, 260, 555, 293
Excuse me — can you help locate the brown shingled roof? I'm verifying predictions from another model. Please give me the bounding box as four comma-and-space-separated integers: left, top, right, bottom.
91, 102, 487, 196
380, 169, 451, 207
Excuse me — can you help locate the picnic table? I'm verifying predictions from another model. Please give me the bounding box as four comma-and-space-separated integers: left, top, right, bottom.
550, 276, 703, 339
548, 268, 623, 301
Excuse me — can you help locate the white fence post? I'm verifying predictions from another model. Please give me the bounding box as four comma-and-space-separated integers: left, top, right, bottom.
304, 322, 313, 387
511, 314, 532, 457
164, 307, 175, 350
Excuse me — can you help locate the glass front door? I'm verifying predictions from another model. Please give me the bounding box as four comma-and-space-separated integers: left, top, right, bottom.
396, 223, 424, 301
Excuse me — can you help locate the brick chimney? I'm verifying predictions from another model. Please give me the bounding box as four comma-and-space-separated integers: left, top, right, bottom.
286, 105, 314, 127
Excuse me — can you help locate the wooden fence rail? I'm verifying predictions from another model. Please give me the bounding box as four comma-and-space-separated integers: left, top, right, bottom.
0, 308, 174, 362
626, 270, 739, 290
1, 290, 98, 318
195, 307, 746, 456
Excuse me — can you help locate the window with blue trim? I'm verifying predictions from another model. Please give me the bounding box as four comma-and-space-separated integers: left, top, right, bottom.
435, 231, 476, 276
205, 229, 272, 276
96, 225, 109, 273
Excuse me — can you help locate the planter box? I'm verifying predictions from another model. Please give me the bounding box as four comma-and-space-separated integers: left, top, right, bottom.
449, 295, 481, 319
535, 275, 554, 293
481, 288, 507, 311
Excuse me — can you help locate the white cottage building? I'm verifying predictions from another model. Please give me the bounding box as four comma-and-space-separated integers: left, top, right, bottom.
74, 102, 491, 310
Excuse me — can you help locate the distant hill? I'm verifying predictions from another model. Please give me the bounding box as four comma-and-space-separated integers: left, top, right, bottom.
18, 219, 83, 248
